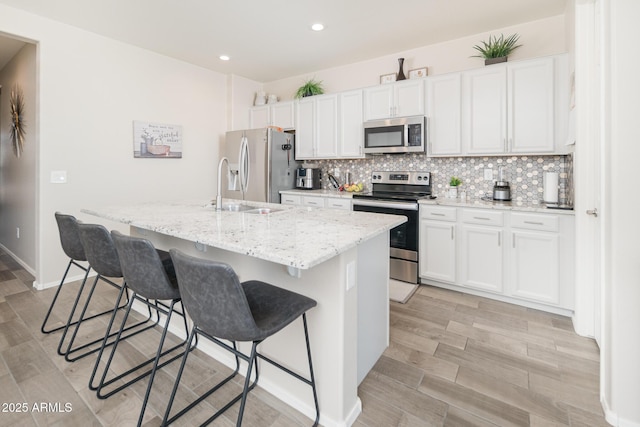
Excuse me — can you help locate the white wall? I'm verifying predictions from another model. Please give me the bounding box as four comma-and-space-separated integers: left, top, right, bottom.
0, 42, 37, 270
602, 1, 640, 425
0, 4, 228, 287
264, 15, 566, 101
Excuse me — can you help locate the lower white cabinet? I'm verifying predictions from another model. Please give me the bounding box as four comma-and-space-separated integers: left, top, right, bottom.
509, 213, 561, 304
459, 225, 503, 293
302, 196, 326, 208
459, 209, 505, 293
280, 192, 352, 210
419, 206, 457, 283
419, 204, 574, 313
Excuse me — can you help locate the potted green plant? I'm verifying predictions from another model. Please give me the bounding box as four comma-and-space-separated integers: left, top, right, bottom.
449, 176, 462, 198
294, 78, 324, 99
472, 33, 522, 65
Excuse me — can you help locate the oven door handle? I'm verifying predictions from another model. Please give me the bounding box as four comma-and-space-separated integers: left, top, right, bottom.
352, 199, 419, 211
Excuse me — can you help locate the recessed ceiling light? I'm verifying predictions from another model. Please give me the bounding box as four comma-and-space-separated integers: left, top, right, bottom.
219, 55, 230, 61
311, 23, 324, 32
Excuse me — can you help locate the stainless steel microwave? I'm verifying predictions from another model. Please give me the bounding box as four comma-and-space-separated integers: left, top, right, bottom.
363, 116, 426, 154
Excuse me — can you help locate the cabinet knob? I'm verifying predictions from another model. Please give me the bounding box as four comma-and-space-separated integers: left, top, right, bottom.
586, 208, 598, 217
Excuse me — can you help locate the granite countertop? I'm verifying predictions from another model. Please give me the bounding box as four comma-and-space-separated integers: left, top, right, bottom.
419, 198, 575, 215
82, 198, 405, 269
280, 189, 356, 198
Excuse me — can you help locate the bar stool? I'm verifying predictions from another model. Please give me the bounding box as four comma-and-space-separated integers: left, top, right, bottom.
41, 212, 93, 335
60, 223, 157, 362
45, 213, 130, 352
163, 249, 320, 426
88, 231, 192, 426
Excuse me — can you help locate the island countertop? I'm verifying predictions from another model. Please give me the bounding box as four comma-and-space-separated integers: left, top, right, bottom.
82, 198, 406, 270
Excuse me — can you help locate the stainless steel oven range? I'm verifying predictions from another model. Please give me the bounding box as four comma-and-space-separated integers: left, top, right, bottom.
352, 171, 431, 284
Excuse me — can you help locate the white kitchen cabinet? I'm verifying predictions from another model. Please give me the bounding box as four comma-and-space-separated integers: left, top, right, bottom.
302, 196, 326, 208
325, 197, 351, 210
295, 94, 338, 160
463, 65, 507, 154
364, 79, 424, 121
295, 98, 315, 158
280, 191, 352, 210
249, 101, 295, 130
419, 204, 574, 314
459, 209, 504, 293
508, 213, 560, 304
419, 206, 456, 283
249, 105, 270, 129
280, 194, 301, 205
338, 90, 365, 158
462, 56, 561, 155
426, 74, 462, 156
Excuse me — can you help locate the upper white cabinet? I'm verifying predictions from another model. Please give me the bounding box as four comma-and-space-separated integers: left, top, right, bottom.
364, 79, 424, 121
462, 56, 567, 155
295, 94, 339, 160
426, 74, 462, 156
249, 101, 295, 130
339, 90, 365, 158
295, 91, 364, 160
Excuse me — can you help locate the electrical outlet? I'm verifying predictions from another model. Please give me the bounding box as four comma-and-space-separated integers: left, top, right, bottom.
484, 168, 494, 180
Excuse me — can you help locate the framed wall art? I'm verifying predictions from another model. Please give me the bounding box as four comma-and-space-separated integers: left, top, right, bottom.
408, 67, 428, 79
133, 121, 182, 158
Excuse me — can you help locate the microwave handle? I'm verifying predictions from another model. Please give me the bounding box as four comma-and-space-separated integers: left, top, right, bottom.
404, 122, 409, 148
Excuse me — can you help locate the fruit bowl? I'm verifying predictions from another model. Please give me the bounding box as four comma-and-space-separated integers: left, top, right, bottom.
339, 183, 364, 193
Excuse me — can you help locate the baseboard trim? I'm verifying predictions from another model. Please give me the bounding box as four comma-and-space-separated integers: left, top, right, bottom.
0, 243, 36, 277
602, 397, 640, 427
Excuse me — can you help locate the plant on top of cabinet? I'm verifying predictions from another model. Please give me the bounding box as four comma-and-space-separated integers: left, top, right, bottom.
472, 33, 522, 65
295, 78, 325, 99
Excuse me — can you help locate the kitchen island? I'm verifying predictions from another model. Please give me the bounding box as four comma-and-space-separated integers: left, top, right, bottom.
82, 198, 405, 427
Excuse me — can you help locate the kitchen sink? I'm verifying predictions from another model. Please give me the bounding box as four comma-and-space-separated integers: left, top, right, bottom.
244, 208, 280, 215
215, 203, 255, 212
207, 202, 280, 214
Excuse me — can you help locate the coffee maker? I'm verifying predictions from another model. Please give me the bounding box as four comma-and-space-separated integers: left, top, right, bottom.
296, 167, 321, 190
492, 166, 512, 201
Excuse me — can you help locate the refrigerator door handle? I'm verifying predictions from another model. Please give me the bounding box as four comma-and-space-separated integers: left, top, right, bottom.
239, 136, 250, 198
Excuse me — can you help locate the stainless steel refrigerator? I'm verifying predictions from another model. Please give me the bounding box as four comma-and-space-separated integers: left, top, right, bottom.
221, 128, 300, 203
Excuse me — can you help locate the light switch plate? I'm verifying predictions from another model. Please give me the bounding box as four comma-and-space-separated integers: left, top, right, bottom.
50, 170, 67, 184
484, 168, 494, 180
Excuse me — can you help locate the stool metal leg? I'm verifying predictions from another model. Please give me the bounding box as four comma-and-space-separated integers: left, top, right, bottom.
60, 276, 157, 363
41, 259, 91, 334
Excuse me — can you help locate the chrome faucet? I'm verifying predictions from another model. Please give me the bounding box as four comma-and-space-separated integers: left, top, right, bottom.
215, 157, 229, 211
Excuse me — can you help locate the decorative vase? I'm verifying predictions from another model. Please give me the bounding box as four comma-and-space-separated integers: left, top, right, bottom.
397, 58, 406, 81
449, 186, 458, 199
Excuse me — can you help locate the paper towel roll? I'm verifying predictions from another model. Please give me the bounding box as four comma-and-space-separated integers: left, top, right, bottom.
543, 172, 559, 203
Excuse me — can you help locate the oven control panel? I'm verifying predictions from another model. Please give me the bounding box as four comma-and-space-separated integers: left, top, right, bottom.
371, 171, 430, 186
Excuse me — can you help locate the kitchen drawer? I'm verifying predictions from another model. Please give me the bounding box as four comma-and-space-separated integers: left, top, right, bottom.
420, 205, 457, 221
302, 196, 326, 208
280, 194, 301, 205
511, 212, 559, 232
461, 209, 504, 226
325, 197, 351, 210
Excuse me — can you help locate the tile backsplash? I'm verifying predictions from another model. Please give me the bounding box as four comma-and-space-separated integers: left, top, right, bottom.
308, 153, 573, 205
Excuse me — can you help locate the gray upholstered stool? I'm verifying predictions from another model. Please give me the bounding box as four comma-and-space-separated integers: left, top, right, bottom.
41, 212, 94, 335
163, 249, 319, 426
60, 223, 157, 363
87, 231, 192, 426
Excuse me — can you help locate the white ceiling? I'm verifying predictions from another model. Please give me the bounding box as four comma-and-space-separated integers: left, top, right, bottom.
0, 0, 567, 82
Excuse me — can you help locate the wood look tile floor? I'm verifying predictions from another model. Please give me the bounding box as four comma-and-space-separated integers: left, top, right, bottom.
0, 248, 609, 426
